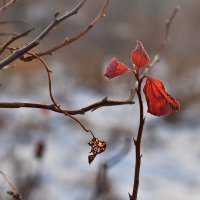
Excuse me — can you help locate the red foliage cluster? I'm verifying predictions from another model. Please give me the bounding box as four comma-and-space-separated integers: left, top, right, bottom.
104, 41, 180, 116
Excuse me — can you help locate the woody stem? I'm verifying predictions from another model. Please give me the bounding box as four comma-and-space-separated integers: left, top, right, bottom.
130, 79, 145, 200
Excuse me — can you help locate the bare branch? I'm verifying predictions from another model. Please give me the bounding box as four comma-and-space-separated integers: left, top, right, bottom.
21, 0, 110, 62
0, 0, 17, 17
0, 0, 89, 69
0, 98, 134, 115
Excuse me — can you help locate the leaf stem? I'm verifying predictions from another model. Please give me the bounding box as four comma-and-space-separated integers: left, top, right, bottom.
130, 79, 145, 200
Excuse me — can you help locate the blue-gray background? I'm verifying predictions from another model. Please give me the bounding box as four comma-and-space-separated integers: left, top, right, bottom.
0, 0, 199, 200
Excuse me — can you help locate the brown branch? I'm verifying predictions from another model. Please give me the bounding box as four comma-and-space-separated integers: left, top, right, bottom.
0, 0, 16, 17
130, 80, 145, 200
0, 0, 89, 69
0, 27, 35, 55
21, 0, 110, 62
0, 98, 134, 115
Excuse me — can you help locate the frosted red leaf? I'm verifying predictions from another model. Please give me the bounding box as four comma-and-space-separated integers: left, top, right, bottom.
131, 41, 150, 71
143, 77, 180, 116
104, 58, 130, 79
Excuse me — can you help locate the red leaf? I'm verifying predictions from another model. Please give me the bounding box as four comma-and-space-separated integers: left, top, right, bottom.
131, 41, 150, 71
104, 58, 130, 79
143, 77, 180, 116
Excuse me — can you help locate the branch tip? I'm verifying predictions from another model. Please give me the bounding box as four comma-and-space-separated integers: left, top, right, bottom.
175, 4, 181, 10
54, 12, 60, 18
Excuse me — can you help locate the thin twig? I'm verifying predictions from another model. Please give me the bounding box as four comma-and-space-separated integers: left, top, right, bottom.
0, 27, 35, 55
0, 0, 89, 69
21, 0, 110, 62
0, 0, 16, 17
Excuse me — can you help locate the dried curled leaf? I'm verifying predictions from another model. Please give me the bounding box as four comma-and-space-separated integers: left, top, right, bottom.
88, 137, 107, 164
104, 58, 130, 79
143, 77, 180, 116
131, 41, 150, 71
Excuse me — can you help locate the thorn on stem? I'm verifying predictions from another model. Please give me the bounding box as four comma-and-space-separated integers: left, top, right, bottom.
133, 138, 137, 145
103, 97, 108, 101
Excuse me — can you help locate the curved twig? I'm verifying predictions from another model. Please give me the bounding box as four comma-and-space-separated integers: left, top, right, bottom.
26, 51, 95, 137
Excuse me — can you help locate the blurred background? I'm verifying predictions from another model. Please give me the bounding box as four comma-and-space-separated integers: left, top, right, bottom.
0, 0, 200, 199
